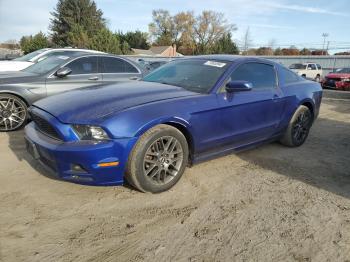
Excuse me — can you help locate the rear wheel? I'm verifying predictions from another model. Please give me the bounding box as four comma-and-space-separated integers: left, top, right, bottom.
280, 105, 313, 147
0, 94, 28, 131
126, 124, 189, 193
315, 75, 321, 82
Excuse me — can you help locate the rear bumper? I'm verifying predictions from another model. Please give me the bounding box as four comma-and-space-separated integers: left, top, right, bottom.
25, 122, 138, 186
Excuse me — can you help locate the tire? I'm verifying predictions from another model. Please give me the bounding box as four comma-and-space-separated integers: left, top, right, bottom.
126, 124, 189, 193
0, 94, 28, 132
302, 74, 306, 78
280, 105, 313, 147
315, 75, 321, 82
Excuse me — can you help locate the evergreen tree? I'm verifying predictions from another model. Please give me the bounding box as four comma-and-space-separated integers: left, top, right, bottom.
20, 32, 50, 54
50, 0, 106, 46
88, 28, 123, 54
212, 33, 239, 54
118, 31, 150, 49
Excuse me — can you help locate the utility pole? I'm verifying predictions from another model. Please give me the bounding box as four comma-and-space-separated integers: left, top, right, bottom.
322, 33, 329, 55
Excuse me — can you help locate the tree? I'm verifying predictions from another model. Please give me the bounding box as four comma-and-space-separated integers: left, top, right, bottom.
148, 9, 174, 46
50, 0, 106, 46
88, 28, 130, 54
281, 46, 300, 55
20, 32, 50, 54
267, 39, 276, 50
212, 33, 239, 54
255, 47, 273, 56
192, 11, 236, 54
241, 27, 252, 55
300, 48, 311, 55
274, 47, 283, 55
334, 51, 350, 55
67, 24, 89, 48
117, 31, 150, 49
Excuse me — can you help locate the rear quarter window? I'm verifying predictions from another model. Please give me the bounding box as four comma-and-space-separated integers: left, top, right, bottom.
280, 68, 302, 84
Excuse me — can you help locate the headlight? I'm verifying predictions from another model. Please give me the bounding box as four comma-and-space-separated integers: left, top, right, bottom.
342, 78, 350, 82
72, 125, 110, 140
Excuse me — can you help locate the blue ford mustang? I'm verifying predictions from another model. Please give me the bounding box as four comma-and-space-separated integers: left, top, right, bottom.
25, 55, 322, 193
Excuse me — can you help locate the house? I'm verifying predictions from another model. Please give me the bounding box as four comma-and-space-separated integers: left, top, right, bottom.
132, 45, 183, 57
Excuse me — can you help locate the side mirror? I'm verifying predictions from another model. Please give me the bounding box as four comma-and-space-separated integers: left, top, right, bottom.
225, 80, 253, 92
55, 67, 72, 78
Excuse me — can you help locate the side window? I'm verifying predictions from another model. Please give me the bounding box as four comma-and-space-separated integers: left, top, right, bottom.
102, 57, 139, 73
316, 64, 322, 70
66, 57, 98, 75
230, 62, 277, 89
280, 68, 301, 84
308, 64, 317, 70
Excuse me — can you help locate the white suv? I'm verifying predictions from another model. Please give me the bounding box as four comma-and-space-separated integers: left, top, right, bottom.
289, 63, 323, 82
0, 48, 105, 72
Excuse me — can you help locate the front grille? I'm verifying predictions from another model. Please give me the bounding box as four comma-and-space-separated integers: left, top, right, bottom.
30, 112, 62, 140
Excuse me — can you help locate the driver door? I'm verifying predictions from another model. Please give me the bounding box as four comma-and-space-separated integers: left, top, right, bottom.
215, 62, 285, 148
45, 56, 102, 96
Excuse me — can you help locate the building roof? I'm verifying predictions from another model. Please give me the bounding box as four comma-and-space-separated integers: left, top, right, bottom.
131, 48, 155, 56
149, 46, 171, 55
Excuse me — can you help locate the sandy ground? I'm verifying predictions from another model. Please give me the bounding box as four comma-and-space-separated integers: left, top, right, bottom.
0, 98, 349, 262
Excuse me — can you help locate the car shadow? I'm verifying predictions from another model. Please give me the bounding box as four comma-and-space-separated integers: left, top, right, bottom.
6, 129, 62, 182
237, 117, 350, 199
5, 117, 350, 198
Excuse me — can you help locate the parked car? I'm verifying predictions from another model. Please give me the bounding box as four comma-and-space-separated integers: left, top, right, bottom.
25, 55, 322, 193
136, 59, 169, 74
322, 68, 350, 91
289, 63, 322, 82
0, 48, 104, 72
0, 54, 143, 131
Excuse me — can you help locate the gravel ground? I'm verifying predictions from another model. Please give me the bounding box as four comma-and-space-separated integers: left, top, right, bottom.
0, 98, 349, 262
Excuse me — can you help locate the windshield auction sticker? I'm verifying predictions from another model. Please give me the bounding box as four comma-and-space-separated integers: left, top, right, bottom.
204, 61, 226, 68
58, 56, 70, 60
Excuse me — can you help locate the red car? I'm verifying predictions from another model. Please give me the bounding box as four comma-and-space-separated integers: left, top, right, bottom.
322, 68, 350, 91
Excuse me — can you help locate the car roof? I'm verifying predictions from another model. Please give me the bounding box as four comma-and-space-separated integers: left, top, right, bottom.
41, 48, 105, 54
181, 54, 279, 65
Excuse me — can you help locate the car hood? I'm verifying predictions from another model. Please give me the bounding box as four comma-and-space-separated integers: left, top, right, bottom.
326, 73, 350, 79
33, 81, 197, 124
0, 61, 33, 72
0, 71, 39, 84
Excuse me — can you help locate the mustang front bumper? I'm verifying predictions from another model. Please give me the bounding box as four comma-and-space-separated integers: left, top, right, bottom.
25, 122, 138, 186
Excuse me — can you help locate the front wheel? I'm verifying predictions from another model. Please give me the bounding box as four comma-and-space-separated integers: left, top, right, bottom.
0, 94, 28, 131
280, 105, 313, 147
126, 124, 189, 193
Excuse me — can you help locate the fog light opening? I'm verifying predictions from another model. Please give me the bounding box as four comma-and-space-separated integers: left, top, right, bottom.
71, 164, 87, 173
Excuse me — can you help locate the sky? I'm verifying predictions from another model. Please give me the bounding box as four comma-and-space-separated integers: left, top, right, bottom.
0, 0, 349, 53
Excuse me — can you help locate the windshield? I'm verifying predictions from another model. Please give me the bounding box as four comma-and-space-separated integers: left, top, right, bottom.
335, 68, 350, 73
22, 55, 70, 75
14, 49, 49, 62
143, 59, 231, 93
289, 63, 307, 69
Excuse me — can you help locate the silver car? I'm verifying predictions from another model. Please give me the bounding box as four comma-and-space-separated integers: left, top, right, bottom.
0, 54, 144, 131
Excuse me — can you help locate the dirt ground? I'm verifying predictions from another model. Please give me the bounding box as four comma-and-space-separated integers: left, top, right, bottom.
0, 98, 349, 262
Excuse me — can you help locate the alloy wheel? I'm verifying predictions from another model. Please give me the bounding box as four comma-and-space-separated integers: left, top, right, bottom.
143, 136, 184, 185
0, 96, 27, 131
292, 110, 311, 144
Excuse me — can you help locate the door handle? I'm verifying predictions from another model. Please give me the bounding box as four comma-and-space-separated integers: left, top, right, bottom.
129, 76, 141, 80
88, 76, 99, 81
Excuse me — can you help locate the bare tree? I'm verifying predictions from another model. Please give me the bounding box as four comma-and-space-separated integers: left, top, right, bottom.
267, 39, 276, 49
242, 27, 252, 54
148, 9, 174, 45
192, 10, 236, 54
